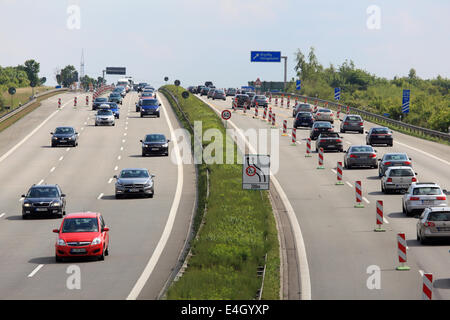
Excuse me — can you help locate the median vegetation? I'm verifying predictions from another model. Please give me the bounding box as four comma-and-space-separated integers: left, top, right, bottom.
160, 85, 280, 300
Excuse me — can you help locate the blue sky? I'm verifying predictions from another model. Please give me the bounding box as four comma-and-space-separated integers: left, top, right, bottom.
0, 0, 449, 88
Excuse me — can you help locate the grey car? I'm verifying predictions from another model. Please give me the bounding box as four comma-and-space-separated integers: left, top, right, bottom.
114, 168, 155, 198
95, 109, 115, 126
381, 166, 417, 194
340, 114, 364, 133
293, 103, 314, 117
51, 127, 78, 147
212, 89, 226, 100
402, 182, 448, 216
416, 207, 450, 244
344, 145, 378, 169
378, 153, 412, 177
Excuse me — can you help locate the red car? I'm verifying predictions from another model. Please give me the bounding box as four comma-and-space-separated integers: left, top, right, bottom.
53, 212, 110, 262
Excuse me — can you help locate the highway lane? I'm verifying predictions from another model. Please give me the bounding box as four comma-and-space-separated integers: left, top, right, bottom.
0, 90, 195, 299
199, 95, 450, 299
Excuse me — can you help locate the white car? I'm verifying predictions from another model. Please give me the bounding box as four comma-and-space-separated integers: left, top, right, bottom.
381, 166, 417, 194
314, 108, 334, 123
95, 109, 115, 126
402, 182, 448, 216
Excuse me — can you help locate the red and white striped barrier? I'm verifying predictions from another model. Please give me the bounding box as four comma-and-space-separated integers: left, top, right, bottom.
271, 113, 276, 127
291, 128, 297, 145
282, 120, 287, 136
422, 273, 433, 300
86, 96, 89, 105
336, 161, 344, 185
305, 138, 312, 157
268, 110, 272, 123
354, 180, 364, 208
287, 97, 290, 108
58, 98, 61, 108
262, 107, 267, 120
317, 147, 324, 169
74, 97, 77, 107
275, 97, 278, 106
269, 94, 272, 103
254, 106, 258, 118
281, 97, 284, 107
374, 200, 386, 232
396, 232, 410, 270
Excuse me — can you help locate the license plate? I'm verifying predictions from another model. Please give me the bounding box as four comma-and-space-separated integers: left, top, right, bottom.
437, 227, 450, 232
395, 184, 408, 188
71, 248, 87, 253
151, 148, 159, 151
422, 200, 434, 205
129, 188, 139, 192
36, 208, 48, 211
60, 140, 66, 143
378, 136, 386, 138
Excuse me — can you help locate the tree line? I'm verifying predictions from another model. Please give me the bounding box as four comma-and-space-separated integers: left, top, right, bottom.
287, 47, 450, 133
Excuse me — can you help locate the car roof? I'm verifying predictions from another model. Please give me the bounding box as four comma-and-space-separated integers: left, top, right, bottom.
65, 212, 99, 219
386, 166, 414, 170
30, 184, 58, 189
411, 182, 440, 187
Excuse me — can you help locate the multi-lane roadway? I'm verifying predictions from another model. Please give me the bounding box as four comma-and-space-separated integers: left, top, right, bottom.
0, 90, 196, 299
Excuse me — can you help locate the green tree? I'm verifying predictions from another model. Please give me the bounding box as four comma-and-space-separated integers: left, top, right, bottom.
60, 65, 77, 87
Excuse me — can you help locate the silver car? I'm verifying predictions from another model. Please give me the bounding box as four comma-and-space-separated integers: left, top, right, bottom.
343, 145, 378, 169
378, 153, 412, 177
314, 108, 334, 123
340, 114, 364, 133
402, 182, 448, 216
114, 168, 155, 198
381, 166, 417, 193
95, 109, 115, 126
416, 207, 450, 244
292, 103, 313, 117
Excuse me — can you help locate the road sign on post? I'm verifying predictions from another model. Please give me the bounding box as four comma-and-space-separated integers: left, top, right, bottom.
250, 51, 281, 62
334, 88, 341, 101
243, 154, 270, 190
296, 80, 301, 91
106, 67, 126, 75
402, 89, 410, 114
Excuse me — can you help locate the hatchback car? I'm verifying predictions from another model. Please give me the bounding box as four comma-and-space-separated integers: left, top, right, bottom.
140, 99, 161, 118
310, 121, 334, 140
344, 145, 378, 169
109, 92, 123, 105
95, 109, 115, 126
114, 168, 155, 198
212, 89, 226, 100
140, 134, 170, 156
92, 97, 109, 110
294, 112, 314, 128
233, 94, 251, 109
226, 88, 237, 96
381, 166, 417, 193
200, 87, 210, 96
378, 153, 412, 177
207, 88, 216, 99
51, 127, 78, 147
251, 95, 268, 108
340, 114, 364, 133
53, 212, 109, 262
314, 108, 334, 123
366, 127, 393, 146
22, 184, 66, 219
293, 103, 313, 117
403, 182, 448, 216
416, 207, 450, 244
316, 132, 344, 152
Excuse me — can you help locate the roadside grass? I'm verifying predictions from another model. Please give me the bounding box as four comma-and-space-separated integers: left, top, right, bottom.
0, 86, 53, 115
161, 85, 280, 300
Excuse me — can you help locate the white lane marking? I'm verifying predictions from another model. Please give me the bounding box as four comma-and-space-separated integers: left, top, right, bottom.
66, 148, 70, 152
37, 179, 44, 185
28, 264, 44, 278
331, 169, 337, 174
19, 197, 24, 202
97, 193, 104, 200
125, 127, 128, 130
120, 147, 124, 151
395, 141, 450, 167
108, 178, 113, 184
127, 93, 184, 300
123, 133, 127, 136
81, 127, 84, 131
201, 97, 312, 300
84, 122, 87, 125
363, 197, 370, 204
0, 100, 70, 164
419, 270, 424, 277
50, 167, 55, 173
383, 217, 390, 224
346, 181, 353, 188
114, 166, 118, 171
59, 156, 64, 161
0, 213, 5, 218
117, 155, 121, 160
122, 139, 126, 143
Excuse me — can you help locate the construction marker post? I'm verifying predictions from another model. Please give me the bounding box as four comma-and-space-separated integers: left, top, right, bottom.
317, 148, 325, 169
268, 109, 272, 124
422, 273, 433, 300
305, 138, 312, 157
374, 200, 386, 232
262, 107, 267, 121
86, 96, 89, 106
396, 233, 410, 271
275, 97, 278, 106
74, 97, 77, 107
291, 128, 297, 146
271, 113, 276, 128
354, 181, 364, 208
253, 105, 258, 119
282, 120, 287, 136
58, 98, 61, 109
336, 162, 344, 185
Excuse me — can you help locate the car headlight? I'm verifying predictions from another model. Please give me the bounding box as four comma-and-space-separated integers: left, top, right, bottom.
116, 181, 123, 187
145, 180, 153, 187
51, 202, 61, 207
57, 238, 66, 246
91, 237, 101, 245
162, 143, 168, 148
23, 203, 31, 207
53, 137, 58, 140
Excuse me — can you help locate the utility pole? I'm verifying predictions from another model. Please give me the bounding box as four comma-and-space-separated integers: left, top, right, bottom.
282, 56, 287, 91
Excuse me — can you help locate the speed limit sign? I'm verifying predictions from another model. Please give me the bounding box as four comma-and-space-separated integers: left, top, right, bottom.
221, 109, 232, 121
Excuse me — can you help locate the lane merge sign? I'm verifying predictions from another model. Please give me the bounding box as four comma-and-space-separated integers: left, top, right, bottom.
334, 87, 341, 101
296, 80, 301, 91
221, 109, 232, 121
242, 154, 270, 190
250, 51, 281, 62
402, 89, 410, 114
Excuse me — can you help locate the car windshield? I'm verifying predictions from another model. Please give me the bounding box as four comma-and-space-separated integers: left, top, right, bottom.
413, 187, 441, 195
372, 128, 389, 133
28, 187, 59, 198
95, 98, 108, 102
384, 154, 407, 161
145, 134, 166, 143
318, 109, 331, 112
110, 93, 120, 97
350, 146, 373, 152
97, 110, 113, 116
141, 99, 158, 106
120, 170, 149, 178
297, 104, 310, 109
314, 122, 331, 128
62, 218, 99, 233
255, 96, 266, 100
346, 116, 362, 121
297, 112, 312, 118
55, 127, 74, 134
320, 133, 339, 138
427, 212, 450, 222
388, 168, 414, 176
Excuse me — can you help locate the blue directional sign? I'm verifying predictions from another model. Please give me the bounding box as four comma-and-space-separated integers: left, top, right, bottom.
402, 89, 410, 114
334, 88, 341, 101
250, 51, 281, 62
296, 80, 301, 91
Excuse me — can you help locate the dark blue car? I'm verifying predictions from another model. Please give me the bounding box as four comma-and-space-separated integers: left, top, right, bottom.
140, 99, 161, 118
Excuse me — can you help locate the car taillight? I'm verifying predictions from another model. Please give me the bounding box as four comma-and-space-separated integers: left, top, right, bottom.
403, 161, 412, 165
319, 139, 326, 143
424, 222, 435, 227
409, 197, 420, 201
385, 162, 391, 165
369, 154, 377, 158
359, 122, 363, 126
436, 196, 446, 201
344, 122, 349, 125
350, 154, 358, 158
411, 177, 417, 182
336, 139, 342, 143
314, 128, 318, 131
387, 178, 393, 182
317, 113, 321, 116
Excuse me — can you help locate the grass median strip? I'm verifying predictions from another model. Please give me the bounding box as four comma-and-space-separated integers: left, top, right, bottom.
161, 85, 280, 300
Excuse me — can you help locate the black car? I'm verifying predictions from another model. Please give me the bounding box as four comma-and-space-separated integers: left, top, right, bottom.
294, 112, 314, 128
51, 127, 78, 147
137, 83, 148, 92
205, 81, 214, 87
200, 87, 210, 96
251, 95, 268, 107
366, 127, 393, 146
310, 121, 334, 140
140, 134, 170, 156
316, 132, 344, 152
233, 94, 250, 109
92, 97, 109, 110
226, 88, 237, 96
22, 184, 66, 219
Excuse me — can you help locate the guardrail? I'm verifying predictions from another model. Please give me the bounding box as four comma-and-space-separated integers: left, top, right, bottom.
0, 88, 68, 124
267, 91, 450, 143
